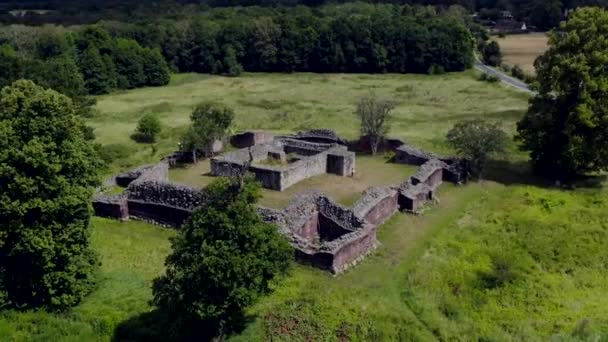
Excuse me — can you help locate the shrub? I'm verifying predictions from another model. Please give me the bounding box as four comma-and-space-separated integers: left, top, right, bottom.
427, 64, 445, 75
96, 143, 134, 164
511, 64, 525, 80
478, 73, 500, 83
482, 41, 502, 67
132, 114, 161, 143
446, 119, 508, 178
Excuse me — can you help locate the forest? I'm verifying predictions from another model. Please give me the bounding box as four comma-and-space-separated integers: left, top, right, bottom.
2, 0, 606, 28
0, 3, 475, 103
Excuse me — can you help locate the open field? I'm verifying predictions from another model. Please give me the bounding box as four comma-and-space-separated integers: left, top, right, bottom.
2, 182, 606, 341
495, 33, 549, 73
3, 72, 607, 341
170, 154, 419, 208
89, 71, 529, 174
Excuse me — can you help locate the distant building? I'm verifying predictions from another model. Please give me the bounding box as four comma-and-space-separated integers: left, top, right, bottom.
490, 19, 529, 34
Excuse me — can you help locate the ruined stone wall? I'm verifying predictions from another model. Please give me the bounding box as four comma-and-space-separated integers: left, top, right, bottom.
92, 194, 129, 220
280, 152, 328, 190
231, 131, 274, 148
127, 180, 206, 211
411, 159, 444, 190
251, 166, 283, 191
331, 229, 377, 273
352, 187, 399, 226
127, 199, 193, 227
326, 150, 356, 176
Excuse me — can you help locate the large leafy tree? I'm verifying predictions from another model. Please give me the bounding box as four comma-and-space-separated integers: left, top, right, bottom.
0, 80, 102, 310
152, 178, 292, 339
181, 102, 234, 161
517, 8, 608, 180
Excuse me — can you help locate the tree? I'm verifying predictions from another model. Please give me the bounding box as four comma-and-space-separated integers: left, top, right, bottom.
0, 80, 101, 310
355, 95, 395, 155
142, 47, 171, 86
0, 44, 22, 88
527, 0, 563, 31
152, 178, 291, 339
447, 119, 508, 178
181, 102, 234, 162
482, 40, 502, 67
79, 46, 115, 95
517, 8, 608, 180
132, 114, 162, 143
111, 38, 146, 89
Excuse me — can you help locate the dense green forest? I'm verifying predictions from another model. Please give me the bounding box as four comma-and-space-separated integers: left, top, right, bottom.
0, 3, 475, 104
1, 0, 606, 28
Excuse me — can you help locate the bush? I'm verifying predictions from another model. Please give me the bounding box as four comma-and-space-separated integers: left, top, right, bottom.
511, 64, 525, 80
427, 64, 445, 75
96, 143, 134, 164
446, 119, 508, 178
132, 114, 161, 143
478, 73, 500, 83
482, 41, 502, 67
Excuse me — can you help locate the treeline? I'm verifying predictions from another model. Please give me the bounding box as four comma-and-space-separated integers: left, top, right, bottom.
0, 24, 170, 111
97, 4, 475, 75
2, 0, 608, 28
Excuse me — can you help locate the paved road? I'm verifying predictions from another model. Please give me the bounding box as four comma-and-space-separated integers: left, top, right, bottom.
474, 62, 534, 94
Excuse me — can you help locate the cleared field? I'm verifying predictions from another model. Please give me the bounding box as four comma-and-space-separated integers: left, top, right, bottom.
495, 33, 549, 74
89, 71, 529, 173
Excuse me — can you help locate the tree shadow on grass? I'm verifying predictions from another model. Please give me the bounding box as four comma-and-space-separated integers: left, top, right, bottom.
482, 159, 607, 189
482, 159, 550, 187
113, 309, 254, 342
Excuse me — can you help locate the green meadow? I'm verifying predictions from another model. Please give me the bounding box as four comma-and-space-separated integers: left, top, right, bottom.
2, 71, 607, 341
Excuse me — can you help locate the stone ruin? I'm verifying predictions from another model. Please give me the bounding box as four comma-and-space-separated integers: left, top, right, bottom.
93, 129, 469, 275
211, 135, 355, 191
93, 162, 205, 227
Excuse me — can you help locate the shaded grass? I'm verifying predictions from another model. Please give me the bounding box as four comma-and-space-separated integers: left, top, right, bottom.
0, 218, 175, 341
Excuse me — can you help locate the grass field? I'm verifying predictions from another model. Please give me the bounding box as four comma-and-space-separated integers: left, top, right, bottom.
2, 71, 607, 341
495, 33, 549, 74
89, 71, 528, 173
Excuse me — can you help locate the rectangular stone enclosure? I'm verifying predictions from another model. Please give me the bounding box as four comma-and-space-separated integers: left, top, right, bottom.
210, 138, 355, 191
